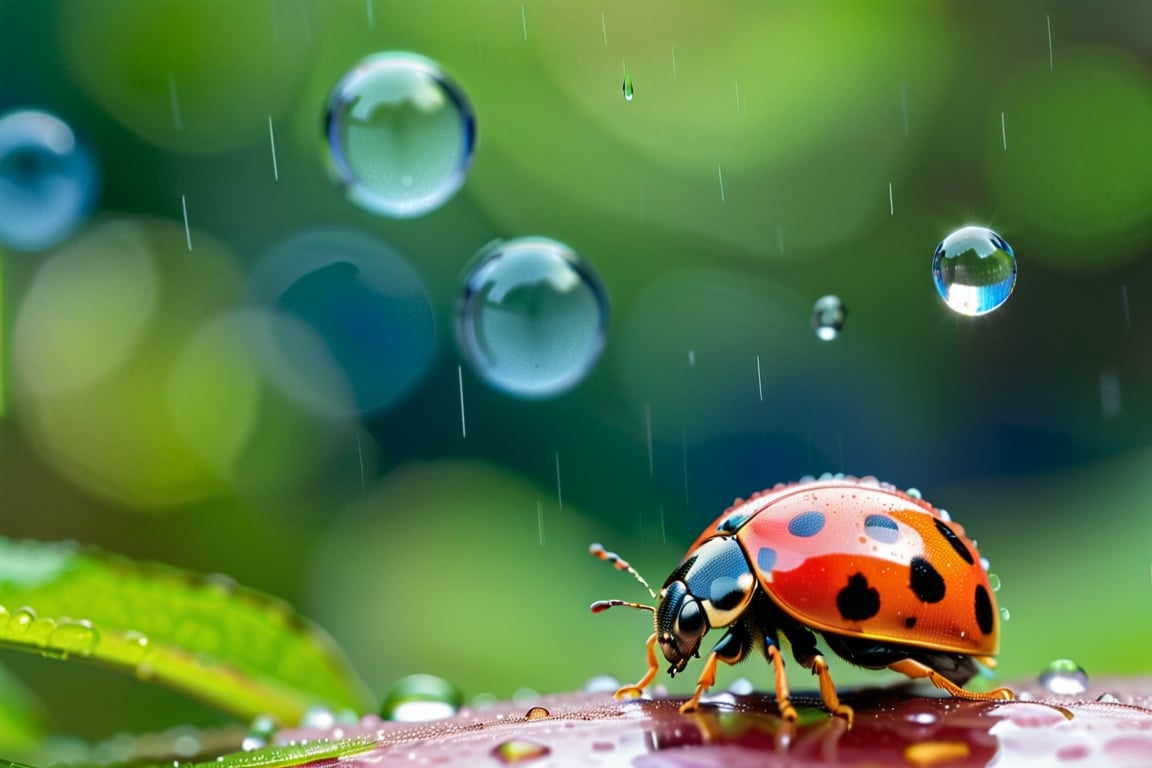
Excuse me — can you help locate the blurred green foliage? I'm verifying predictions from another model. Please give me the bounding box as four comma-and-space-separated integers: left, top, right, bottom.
2, 0, 1152, 746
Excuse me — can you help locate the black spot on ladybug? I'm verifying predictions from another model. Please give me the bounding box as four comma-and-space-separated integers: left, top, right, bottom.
909, 556, 946, 603
836, 573, 880, 621
975, 584, 994, 635
756, 546, 777, 573
904, 616, 917, 629
933, 518, 975, 565
787, 510, 825, 537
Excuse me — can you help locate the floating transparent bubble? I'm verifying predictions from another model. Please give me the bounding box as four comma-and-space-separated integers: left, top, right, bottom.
380, 674, 463, 722
1038, 659, 1089, 695
932, 226, 1016, 316
457, 237, 608, 399
0, 109, 99, 251
811, 295, 846, 341
248, 228, 436, 416
324, 52, 476, 218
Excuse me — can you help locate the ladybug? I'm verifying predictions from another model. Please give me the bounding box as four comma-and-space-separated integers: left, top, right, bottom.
591, 474, 1013, 723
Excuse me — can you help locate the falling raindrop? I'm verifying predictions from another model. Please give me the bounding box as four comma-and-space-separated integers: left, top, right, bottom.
811, 295, 846, 341
622, 64, 634, 101
1039, 659, 1089, 695
0, 109, 99, 251
988, 573, 1002, 592
324, 52, 476, 218
999, 606, 1011, 621
380, 673, 463, 722
456, 237, 609, 399
932, 226, 1017, 316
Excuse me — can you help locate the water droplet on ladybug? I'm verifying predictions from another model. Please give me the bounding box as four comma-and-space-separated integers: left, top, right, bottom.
906, 487, 922, 499
1039, 659, 1089, 695
988, 573, 1002, 592
811, 294, 846, 341
380, 673, 463, 722
492, 739, 550, 764
524, 706, 549, 720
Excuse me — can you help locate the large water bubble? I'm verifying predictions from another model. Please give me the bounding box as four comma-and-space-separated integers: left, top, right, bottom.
456, 237, 608, 399
0, 110, 99, 251
931, 226, 1016, 316
248, 228, 437, 415
324, 52, 476, 218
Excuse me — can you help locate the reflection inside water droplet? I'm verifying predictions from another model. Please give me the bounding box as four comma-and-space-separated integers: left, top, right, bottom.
324, 52, 476, 218
456, 237, 609, 399
932, 226, 1017, 316
524, 706, 549, 720
1039, 659, 1089, 695
492, 739, 550, 764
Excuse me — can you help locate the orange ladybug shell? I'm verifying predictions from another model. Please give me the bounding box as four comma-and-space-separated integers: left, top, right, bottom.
692, 477, 999, 657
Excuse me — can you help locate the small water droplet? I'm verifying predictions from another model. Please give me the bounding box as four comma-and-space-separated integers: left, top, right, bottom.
727, 677, 754, 695
8, 606, 37, 634
0, 109, 100, 251
1097, 692, 1121, 703
988, 573, 1002, 592
811, 295, 846, 341
512, 688, 540, 706
906, 487, 922, 499
999, 606, 1011, 621
47, 618, 99, 659
492, 739, 550, 764
1039, 659, 1089, 695
622, 64, 634, 101
980, 556, 990, 572
324, 52, 476, 218
456, 237, 609, 399
905, 710, 938, 725
582, 674, 620, 693
524, 706, 549, 720
299, 706, 335, 729
380, 674, 463, 722
932, 226, 1017, 316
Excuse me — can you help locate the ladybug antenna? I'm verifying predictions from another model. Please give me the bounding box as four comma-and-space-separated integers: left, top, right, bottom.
589, 543, 658, 600
591, 599, 654, 614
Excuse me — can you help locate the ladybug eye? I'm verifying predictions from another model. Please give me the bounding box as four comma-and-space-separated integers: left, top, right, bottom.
676, 599, 705, 638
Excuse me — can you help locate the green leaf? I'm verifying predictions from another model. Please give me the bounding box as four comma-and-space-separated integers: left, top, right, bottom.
0, 537, 373, 723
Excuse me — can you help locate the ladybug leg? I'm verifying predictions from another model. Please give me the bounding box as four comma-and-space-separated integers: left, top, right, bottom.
888, 659, 1015, 701
765, 642, 799, 722
680, 625, 752, 714
614, 633, 660, 700
783, 626, 854, 724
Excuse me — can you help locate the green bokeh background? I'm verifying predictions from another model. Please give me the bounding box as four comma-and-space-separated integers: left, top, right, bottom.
2, 0, 1152, 743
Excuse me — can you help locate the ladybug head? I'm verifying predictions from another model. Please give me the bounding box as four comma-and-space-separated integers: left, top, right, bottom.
655, 536, 757, 674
